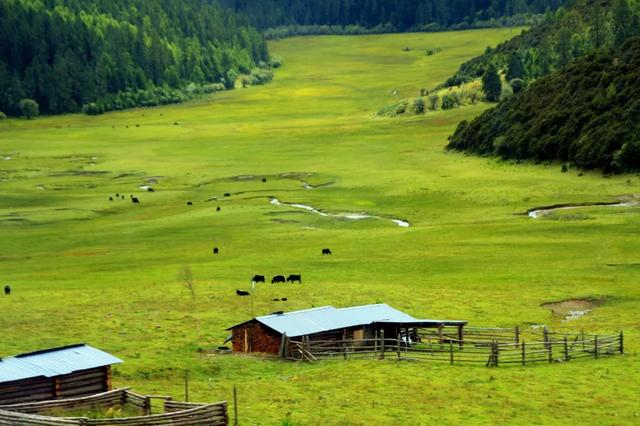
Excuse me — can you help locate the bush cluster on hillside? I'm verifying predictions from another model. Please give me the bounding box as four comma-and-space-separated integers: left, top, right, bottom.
447, 37, 640, 173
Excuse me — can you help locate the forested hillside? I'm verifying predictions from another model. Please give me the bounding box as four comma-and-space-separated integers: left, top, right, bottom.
222, 0, 568, 37
447, 37, 640, 173
444, 0, 640, 86
0, 0, 269, 116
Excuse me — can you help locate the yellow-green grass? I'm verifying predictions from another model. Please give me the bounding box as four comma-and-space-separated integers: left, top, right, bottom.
1, 28, 639, 425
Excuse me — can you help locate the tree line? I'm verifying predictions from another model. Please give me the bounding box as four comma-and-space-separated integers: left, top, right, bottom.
447, 36, 640, 173
222, 0, 568, 35
0, 0, 270, 116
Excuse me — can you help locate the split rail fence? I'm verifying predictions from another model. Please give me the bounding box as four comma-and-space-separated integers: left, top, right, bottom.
0, 388, 228, 425
285, 327, 624, 367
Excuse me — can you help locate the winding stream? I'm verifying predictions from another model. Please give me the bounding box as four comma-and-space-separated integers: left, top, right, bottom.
527, 201, 637, 218
270, 198, 410, 227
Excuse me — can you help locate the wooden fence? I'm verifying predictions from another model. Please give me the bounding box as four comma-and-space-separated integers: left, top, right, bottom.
286, 327, 624, 367
0, 388, 228, 425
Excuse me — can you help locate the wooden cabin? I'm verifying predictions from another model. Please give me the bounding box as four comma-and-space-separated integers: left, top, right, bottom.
227, 304, 467, 355
0, 344, 122, 404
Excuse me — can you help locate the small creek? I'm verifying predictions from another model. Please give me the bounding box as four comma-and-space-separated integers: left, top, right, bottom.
270, 198, 410, 227
528, 201, 637, 218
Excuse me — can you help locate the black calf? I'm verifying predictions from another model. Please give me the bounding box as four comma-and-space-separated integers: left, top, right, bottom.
271, 275, 286, 284
287, 274, 302, 284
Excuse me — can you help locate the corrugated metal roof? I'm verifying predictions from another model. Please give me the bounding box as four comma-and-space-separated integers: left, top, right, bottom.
0, 344, 122, 383
240, 303, 463, 338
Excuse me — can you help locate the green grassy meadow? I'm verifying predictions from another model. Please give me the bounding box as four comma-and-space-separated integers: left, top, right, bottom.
1, 28, 640, 425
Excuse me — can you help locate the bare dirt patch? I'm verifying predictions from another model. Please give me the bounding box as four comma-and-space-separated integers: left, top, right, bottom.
541, 297, 606, 321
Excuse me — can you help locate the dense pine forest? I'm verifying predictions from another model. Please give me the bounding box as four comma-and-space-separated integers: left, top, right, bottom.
447, 37, 640, 173
0, 0, 269, 116
222, 0, 568, 37
444, 0, 640, 86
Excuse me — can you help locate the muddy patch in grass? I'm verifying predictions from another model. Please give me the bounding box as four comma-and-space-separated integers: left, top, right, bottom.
541, 297, 607, 321
49, 170, 110, 177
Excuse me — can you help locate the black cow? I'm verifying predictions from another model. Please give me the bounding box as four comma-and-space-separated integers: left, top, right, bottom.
287, 274, 302, 284
147, 187, 155, 192
322, 248, 332, 255
224, 193, 231, 197
213, 248, 219, 254
262, 178, 267, 183
187, 201, 193, 206
4, 285, 10, 295
216, 207, 221, 212
116, 193, 120, 197
271, 275, 286, 284
121, 195, 125, 200
236, 289, 250, 296
252, 275, 265, 284
109, 197, 113, 201
132, 197, 140, 203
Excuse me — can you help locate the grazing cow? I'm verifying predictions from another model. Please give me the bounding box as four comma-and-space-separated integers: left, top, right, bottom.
287, 274, 302, 284
322, 248, 332, 255
116, 193, 120, 197
216, 207, 221, 212
224, 193, 231, 197
271, 275, 286, 284
109, 197, 113, 201
4, 285, 10, 295
147, 187, 155, 192
281, 297, 288, 301
132, 197, 140, 203
236, 289, 250, 296
262, 178, 267, 183
187, 201, 193, 206
252, 275, 265, 284
174, 122, 180, 126
213, 248, 219, 254
272, 298, 280, 302
121, 195, 125, 200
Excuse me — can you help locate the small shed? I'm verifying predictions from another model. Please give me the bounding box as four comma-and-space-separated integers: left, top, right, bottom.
0, 344, 122, 404
227, 304, 467, 354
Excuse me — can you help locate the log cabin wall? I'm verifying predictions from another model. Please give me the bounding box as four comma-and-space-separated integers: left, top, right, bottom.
231, 321, 281, 354
0, 367, 110, 405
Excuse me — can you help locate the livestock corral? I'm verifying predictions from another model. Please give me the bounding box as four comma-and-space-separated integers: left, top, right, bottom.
286, 326, 624, 366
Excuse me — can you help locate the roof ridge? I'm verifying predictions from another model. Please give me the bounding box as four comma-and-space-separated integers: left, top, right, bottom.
258, 306, 335, 318
337, 303, 390, 311
14, 343, 87, 359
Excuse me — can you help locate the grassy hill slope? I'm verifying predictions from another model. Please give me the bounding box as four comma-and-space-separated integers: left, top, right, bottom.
447, 37, 640, 173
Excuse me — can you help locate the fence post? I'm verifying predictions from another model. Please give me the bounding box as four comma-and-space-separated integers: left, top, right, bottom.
494, 341, 499, 367
380, 330, 385, 360
449, 341, 454, 365
563, 336, 569, 361
515, 326, 520, 346
619, 331, 624, 354
233, 385, 239, 426
374, 330, 378, 355
521, 341, 526, 366
594, 336, 598, 359
397, 336, 401, 360
548, 341, 553, 363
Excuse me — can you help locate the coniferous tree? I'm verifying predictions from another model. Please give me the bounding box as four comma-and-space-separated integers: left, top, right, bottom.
482, 64, 502, 102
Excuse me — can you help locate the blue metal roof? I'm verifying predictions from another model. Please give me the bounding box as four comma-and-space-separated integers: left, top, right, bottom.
241, 304, 463, 338
0, 344, 122, 383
